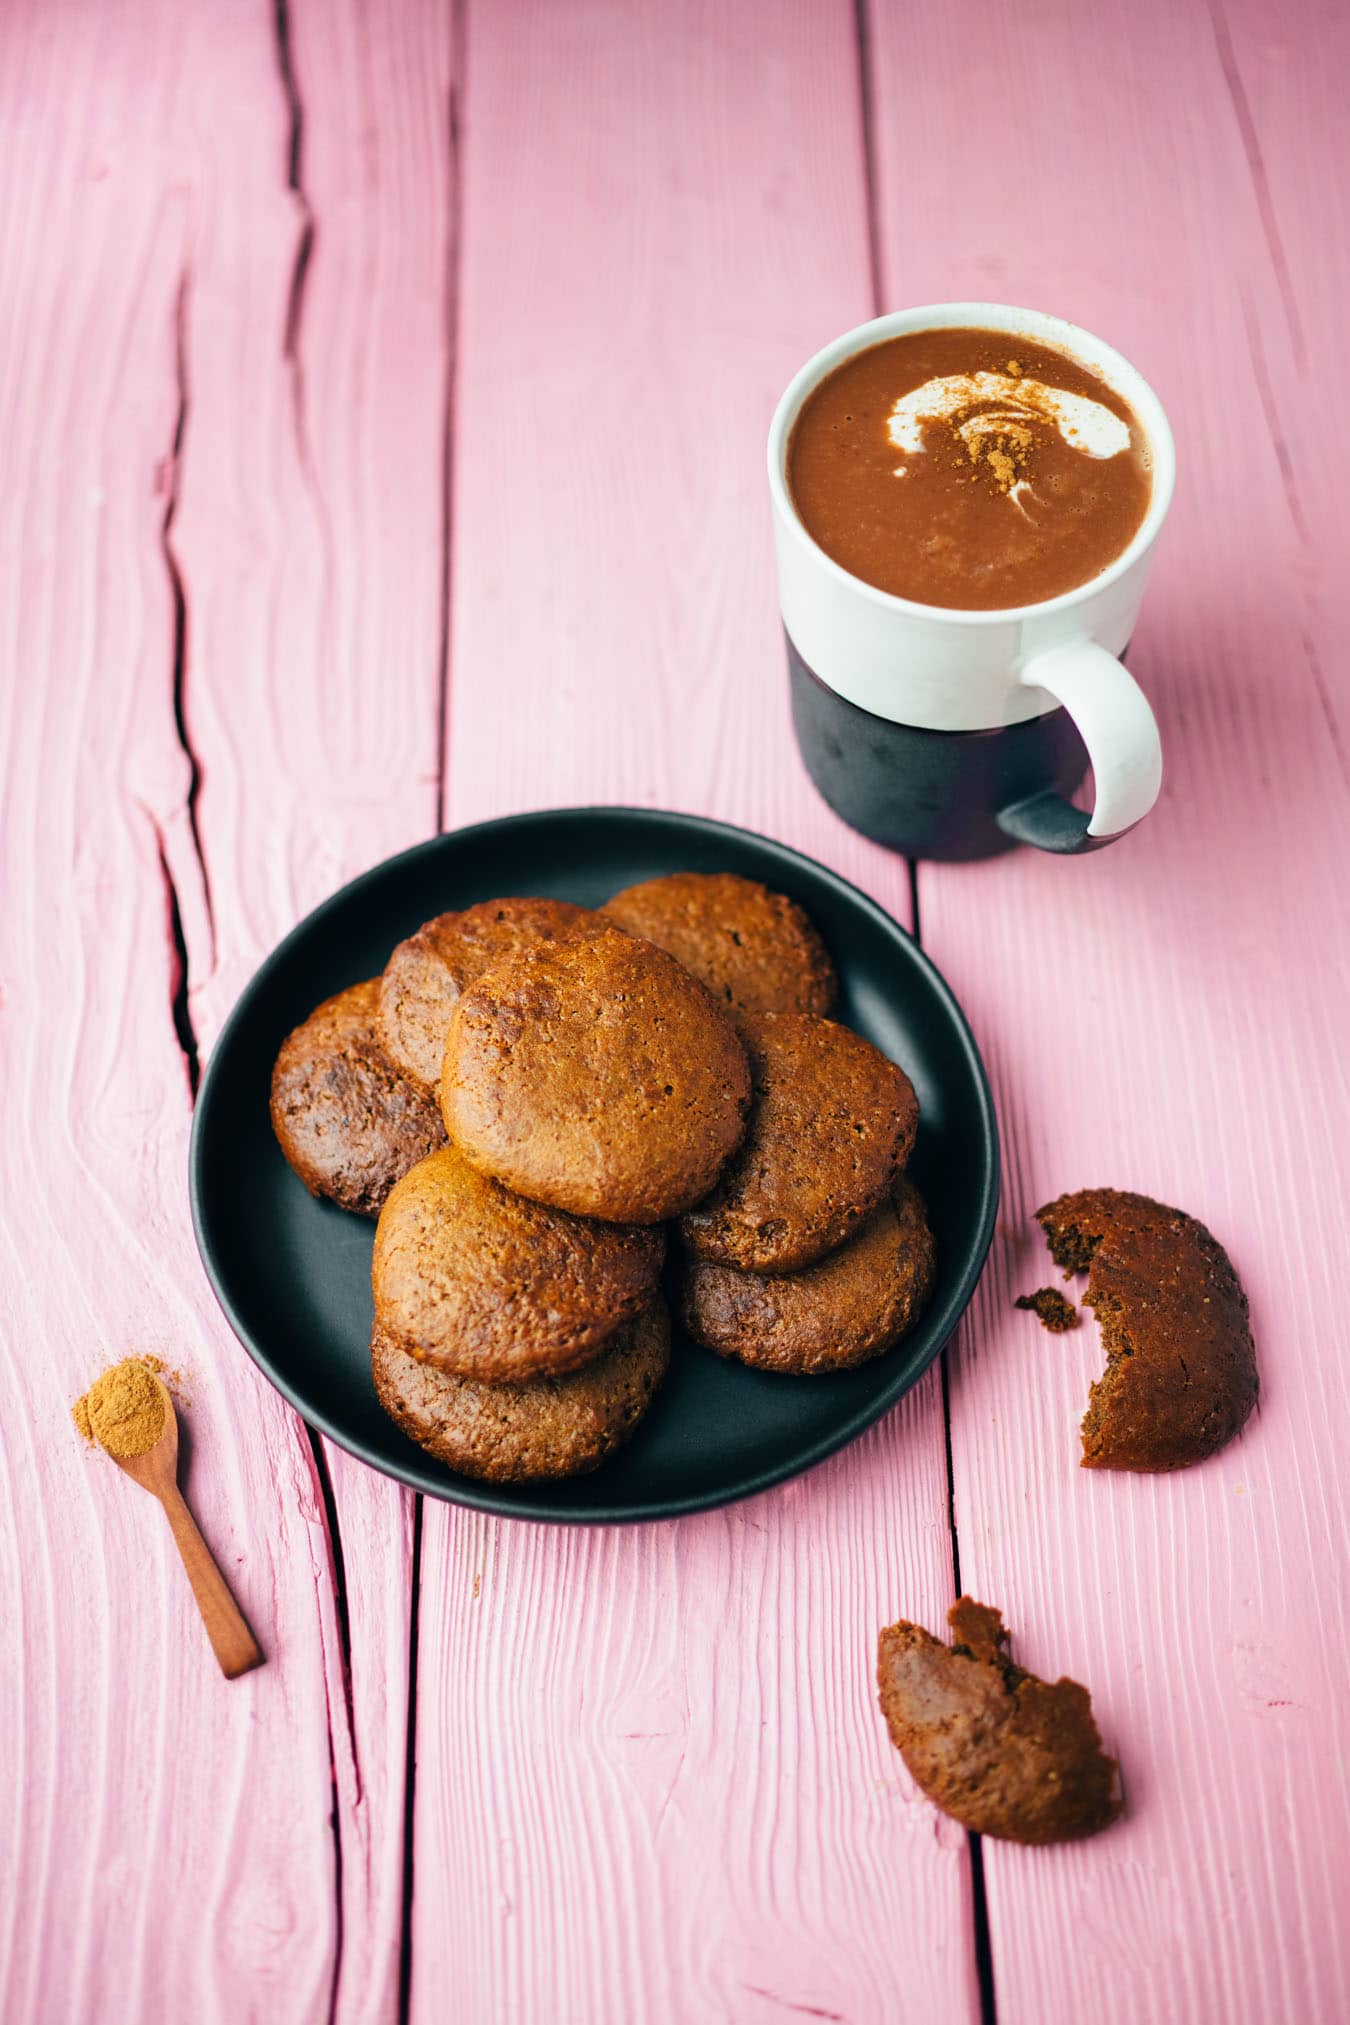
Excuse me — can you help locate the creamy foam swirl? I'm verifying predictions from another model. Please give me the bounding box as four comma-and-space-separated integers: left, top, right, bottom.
887, 372, 1130, 462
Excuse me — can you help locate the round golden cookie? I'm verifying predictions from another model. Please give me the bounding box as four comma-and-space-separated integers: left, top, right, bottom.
678, 1012, 919, 1273
602, 871, 836, 1018
370, 1300, 671, 1483
379, 896, 600, 1093
441, 928, 752, 1224
681, 1178, 936, 1374
372, 1144, 665, 1383
270, 979, 447, 1218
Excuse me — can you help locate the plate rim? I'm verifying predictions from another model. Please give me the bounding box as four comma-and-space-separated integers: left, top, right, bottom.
189, 804, 1000, 1523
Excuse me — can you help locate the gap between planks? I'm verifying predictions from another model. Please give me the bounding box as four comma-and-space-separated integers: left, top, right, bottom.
855, 6, 997, 2017
402, 0, 468, 1999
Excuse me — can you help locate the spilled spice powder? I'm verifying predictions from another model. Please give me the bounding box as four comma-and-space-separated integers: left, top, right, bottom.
73, 1358, 169, 1458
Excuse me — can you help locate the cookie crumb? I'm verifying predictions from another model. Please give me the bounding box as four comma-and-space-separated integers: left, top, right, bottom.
1016, 1286, 1080, 1332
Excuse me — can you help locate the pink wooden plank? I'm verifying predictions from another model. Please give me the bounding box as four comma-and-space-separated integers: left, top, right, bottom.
0, 6, 339, 2021
864, 0, 1350, 2018
172, 1, 454, 2019
1212, 0, 1350, 752
0, 2, 450, 2020
415, 3, 977, 2020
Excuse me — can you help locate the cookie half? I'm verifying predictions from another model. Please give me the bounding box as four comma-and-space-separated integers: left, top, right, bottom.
877, 1597, 1121, 1845
373, 1144, 665, 1383
681, 1177, 935, 1374
602, 871, 836, 1017
371, 1300, 670, 1482
1036, 1187, 1257, 1471
270, 979, 447, 1217
441, 928, 751, 1224
679, 1012, 919, 1272
379, 896, 600, 1093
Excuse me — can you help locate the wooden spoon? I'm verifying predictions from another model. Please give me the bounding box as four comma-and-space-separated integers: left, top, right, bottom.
104, 1376, 263, 1679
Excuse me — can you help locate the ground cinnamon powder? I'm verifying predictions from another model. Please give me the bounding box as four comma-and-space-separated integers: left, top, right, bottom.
73, 1358, 168, 1458
965, 420, 1034, 493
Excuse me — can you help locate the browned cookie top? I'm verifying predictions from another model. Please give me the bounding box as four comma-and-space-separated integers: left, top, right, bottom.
379, 896, 600, 1092
1036, 1187, 1257, 1471
877, 1598, 1121, 1845
372, 1144, 665, 1383
441, 928, 752, 1224
602, 871, 837, 1018
370, 1299, 670, 1484
678, 1012, 919, 1273
681, 1176, 934, 1374
270, 979, 447, 1218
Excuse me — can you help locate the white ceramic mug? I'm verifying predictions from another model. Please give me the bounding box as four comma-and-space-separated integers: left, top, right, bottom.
768, 303, 1175, 857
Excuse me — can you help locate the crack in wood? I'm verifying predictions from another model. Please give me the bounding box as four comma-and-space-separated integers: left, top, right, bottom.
742, 1987, 846, 2022
852, 0, 884, 317
300, 1425, 355, 2025
1236, 307, 1346, 783
435, 0, 468, 835
1238, 290, 1309, 549
939, 1347, 998, 2025
323, 1705, 347, 2025
150, 819, 200, 1102
398, 1495, 425, 2025
160, 270, 216, 973
274, 0, 317, 467
306, 1426, 360, 1792
1206, 0, 1307, 374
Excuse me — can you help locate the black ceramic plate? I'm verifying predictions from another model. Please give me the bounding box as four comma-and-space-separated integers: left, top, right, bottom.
191, 807, 998, 1522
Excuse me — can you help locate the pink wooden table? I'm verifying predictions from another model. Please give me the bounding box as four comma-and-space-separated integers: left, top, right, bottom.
4, 2, 1348, 2019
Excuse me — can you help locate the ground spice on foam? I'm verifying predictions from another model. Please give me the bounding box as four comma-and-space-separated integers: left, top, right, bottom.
955, 360, 1037, 493
966, 420, 1034, 492
73, 1357, 169, 1458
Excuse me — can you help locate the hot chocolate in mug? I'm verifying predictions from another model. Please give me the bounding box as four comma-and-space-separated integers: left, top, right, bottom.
767, 303, 1175, 858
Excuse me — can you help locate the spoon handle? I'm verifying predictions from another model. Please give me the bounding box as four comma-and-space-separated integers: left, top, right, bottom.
159, 1481, 264, 1679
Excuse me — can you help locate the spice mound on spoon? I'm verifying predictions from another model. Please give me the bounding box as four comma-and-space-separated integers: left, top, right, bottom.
73, 1359, 263, 1680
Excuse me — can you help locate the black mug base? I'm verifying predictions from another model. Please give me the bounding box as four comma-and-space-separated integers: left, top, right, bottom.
787, 635, 1093, 861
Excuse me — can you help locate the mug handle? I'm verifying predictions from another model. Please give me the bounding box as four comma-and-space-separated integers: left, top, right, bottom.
996, 640, 1162, 854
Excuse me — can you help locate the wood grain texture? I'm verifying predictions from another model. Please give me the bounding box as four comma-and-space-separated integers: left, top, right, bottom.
0, 2, 450, 2020
864, 0, 1350, 2018
413, 3, 974, 2020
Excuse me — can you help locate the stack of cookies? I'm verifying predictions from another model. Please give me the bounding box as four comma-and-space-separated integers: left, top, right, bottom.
270, 872, 935, 1483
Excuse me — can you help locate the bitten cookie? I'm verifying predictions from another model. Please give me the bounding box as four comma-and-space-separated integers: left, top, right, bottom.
270, 979, 447, 1217
441, 928, 751, 1224
877, 1597, 1121, 1845
678, 1012, 919, 1273
681, 1177, 935, 1374
371, 1298, 670, 1483
379, 896, 600, 1093
372, 1145, 665, 1383
602, 871, 836, 1018
1036, 1187, 1258, 1471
